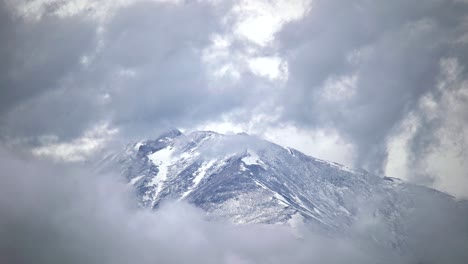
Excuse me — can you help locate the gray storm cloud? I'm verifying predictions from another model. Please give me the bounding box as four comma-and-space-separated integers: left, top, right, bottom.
2, 1, 468, 262
277, 0, 468, 174
1, 0, 468, 196
0, 0, 257, 142
1, 147, 467, 264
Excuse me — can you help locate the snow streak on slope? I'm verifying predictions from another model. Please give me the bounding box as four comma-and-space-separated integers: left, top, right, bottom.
147, 146, 176, 203
181, 159, 216, 199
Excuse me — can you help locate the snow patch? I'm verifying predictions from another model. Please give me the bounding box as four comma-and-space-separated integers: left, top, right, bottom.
241, 150, 266, 168
240, 163, 247, 172
180, 150, 199, 160
147, 146, 177, 201
158, 137, 172, 143
129, 175, 144, 185
134, 141, 144, 151
181, 159, 217, 199
317, 159, 360, 174
252, 179, 290, 207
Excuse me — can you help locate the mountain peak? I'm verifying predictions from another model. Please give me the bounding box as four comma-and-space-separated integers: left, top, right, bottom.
156, 128, 182, 140
100, 129, 463, 252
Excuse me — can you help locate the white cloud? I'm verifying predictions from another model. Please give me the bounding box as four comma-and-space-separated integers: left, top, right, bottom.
321, 74, 358, 101
248, 56, 288, 80
385, 114, 420, 181
202, 0, 310, 82
195, 116, 356, 167
385, 57, 468, 199
3, 0, 468, 198
232, 0, 311, 46
262, 125, 356, 167
0, 151, 405, 263
32, 123, 118, 162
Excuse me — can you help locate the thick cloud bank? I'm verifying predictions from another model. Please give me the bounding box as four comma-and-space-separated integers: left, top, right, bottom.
2, 0, 468, 198
277, 0, 468, 183
1, 148, 467, 264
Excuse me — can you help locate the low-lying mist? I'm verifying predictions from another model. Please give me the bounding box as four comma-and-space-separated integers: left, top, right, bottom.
0, 147, 467, 264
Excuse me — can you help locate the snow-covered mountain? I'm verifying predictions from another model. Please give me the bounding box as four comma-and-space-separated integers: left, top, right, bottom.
98, 128, 467, 250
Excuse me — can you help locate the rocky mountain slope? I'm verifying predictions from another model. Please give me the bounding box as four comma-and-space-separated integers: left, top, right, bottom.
97, 129, 467, 251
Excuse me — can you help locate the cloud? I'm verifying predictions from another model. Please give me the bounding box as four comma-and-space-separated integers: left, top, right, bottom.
0, 1, 96, 122
31, 123, 118, 162
276, 0, 468, 175
1, 1, 468, 262
230, 0, 311, 46
1, 147, 467, 263
0, 0, 253, 143
2, 0, 468, 198
386, 57, 468, 199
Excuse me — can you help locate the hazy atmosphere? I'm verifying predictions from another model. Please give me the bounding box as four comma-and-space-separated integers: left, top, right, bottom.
1, 0, 468, 263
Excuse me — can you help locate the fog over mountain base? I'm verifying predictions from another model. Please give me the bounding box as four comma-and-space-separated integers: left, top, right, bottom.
0, 147, 467, 264
2, 0, 468, 263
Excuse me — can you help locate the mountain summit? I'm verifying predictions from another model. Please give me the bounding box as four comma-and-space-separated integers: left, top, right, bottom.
99, 129, 467, 250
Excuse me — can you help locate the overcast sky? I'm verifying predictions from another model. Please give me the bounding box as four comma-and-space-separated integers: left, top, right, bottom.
1, 0, 468, 199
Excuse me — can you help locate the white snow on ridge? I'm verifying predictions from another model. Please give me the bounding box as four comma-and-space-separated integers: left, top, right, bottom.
193, 160, 216, 186
129, 175, 144, 185
180, 150, 199, 160
252, 179, 289, 207
252, 179, 330, 226
241, 150, 267, 168
134, 141, 144, 151
147, 146, 177, 200
181, 159, 217, 199
316, 158, 360, 174
286, 147, 295, 156
242, 150, 260, 165
158, 137, 172, 143
240, 163, 247, 171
